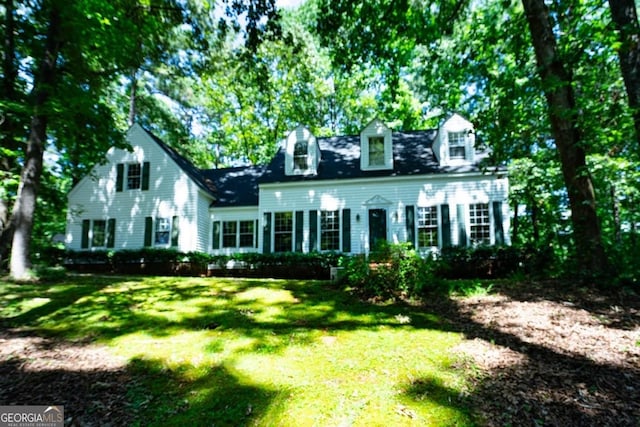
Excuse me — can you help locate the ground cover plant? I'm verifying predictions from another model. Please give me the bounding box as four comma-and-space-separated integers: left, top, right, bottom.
0, 275, 473, 426
1, 275, 638, 426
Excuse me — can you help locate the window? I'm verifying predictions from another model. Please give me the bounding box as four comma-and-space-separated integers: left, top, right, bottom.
368, 136, 385, 166
223, 221, 237, 248
239, 220, 254, 247
320, 210, 340, 251
293, 141, 308, 171
469, 203, 490, 245
417, 206, 438, 247
92, 220, 106, 247
448, 131, 467, 160
155, 217, 171, 245
274, 212, 293, 252
127, 163, 142, 189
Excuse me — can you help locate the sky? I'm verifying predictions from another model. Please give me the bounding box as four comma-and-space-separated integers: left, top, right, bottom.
276, 0, 305, 9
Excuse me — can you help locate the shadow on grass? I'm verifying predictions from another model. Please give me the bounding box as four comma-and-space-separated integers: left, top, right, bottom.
2, 275, 638, 425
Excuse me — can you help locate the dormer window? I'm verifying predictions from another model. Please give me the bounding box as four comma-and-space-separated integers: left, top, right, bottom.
285, 126, 320, 176
293, 141, 308, 171
360, 119, 393, 171
368, 137, 385, 166
432, 114, 475, 166
448, 131, 467, 160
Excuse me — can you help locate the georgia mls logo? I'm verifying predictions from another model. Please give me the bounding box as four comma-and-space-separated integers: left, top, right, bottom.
0, 405, 64, 427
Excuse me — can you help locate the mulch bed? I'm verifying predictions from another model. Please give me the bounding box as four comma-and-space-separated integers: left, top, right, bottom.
1, 281, 638, 426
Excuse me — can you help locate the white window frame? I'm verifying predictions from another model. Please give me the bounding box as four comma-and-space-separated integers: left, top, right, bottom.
469, 203, 490, 245
274, 212, 293, 252
155, 217, 171, 245
448, 131, 467, 160
126, 163, 142, 190
320, 210, 341, 251
417, 206, 439, 248
91, 220, 107, 248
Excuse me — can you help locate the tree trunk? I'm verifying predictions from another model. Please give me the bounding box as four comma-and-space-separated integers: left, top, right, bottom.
9, 6, 61, 280
511, 200, 519, 243
608, 0, 640, 148
128, 70, 138, 126
521, 0, 609, 277
0, 0, 18, 269
611, 184, 622, 244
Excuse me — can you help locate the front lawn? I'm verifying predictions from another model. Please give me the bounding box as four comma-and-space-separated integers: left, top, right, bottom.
0, 275, 473, 426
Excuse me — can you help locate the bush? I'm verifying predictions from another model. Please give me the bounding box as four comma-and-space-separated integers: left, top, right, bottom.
340, 243, 440, 299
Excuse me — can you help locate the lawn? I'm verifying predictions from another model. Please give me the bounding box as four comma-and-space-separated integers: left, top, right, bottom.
0, 275, 474, 426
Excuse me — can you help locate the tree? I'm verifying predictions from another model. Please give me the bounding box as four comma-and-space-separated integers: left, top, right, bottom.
607, 0, 640, 147
521, 0, 609, 277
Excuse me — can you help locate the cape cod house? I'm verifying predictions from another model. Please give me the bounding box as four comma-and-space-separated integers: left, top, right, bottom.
65, 114, 510, 255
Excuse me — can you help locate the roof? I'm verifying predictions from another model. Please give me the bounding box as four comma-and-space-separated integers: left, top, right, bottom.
142, 127, 218, 198
259, 129, 500, 184
201, 165, 265, 207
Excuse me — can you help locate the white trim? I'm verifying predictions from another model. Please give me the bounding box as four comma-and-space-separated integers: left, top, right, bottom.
360, 119, 393, 171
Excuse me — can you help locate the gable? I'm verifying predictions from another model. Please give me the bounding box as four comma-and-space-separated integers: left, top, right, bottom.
360, 118, 393, 171
432, 113, 476, 166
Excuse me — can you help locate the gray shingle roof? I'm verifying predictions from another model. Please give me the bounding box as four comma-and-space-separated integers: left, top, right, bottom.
201, 166, 265, 207
259, 129, 499, 184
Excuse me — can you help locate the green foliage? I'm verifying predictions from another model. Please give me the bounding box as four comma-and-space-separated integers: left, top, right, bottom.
340, 243, 440, 299
339, 243, 561, 299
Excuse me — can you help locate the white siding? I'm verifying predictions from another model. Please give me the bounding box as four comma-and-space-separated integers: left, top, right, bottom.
210, 206, 260, 255
259, 173, 509, 254
65, 124, 212, 252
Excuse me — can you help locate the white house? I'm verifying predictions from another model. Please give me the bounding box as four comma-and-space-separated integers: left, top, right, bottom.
65, 114, 510, 255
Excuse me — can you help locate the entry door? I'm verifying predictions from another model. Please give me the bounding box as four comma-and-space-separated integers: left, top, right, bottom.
368, 208, 387, 251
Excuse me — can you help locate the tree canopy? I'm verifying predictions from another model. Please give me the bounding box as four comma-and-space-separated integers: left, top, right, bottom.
1, 0, 639, 281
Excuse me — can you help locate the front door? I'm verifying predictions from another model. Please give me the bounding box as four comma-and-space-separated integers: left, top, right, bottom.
368, 208, 387, 251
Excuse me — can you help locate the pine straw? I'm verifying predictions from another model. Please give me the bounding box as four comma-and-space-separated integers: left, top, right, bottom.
449, 283, 640, 426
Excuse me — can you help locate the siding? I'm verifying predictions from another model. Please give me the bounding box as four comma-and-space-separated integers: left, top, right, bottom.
259, 173, 509, 254
66, 125, 212, 252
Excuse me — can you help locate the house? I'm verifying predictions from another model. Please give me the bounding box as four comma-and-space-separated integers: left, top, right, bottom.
65, 114, 510, 256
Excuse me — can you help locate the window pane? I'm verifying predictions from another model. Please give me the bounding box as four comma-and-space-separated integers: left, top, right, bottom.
448, 132, 467, 159
92, 220, 106, 247
469, 203, 490, 245
368, 137, 385, 166
320, 210, 340, 251
274, 212, 293, 252
239, 220, 254, 247
417, 207, 438, 247
294, 141, 308, 170
223, 221, 237, 248
155, 218, 170, 244
127, 163, 142, 189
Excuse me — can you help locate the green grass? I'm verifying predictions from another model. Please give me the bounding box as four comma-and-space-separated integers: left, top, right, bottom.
0, 275, 475, 426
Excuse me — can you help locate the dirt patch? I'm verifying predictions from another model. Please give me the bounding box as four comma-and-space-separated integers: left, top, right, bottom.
449, 284, 640, 426
0, 333, 133, 426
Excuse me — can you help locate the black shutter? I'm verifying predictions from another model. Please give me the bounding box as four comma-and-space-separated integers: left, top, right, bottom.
255, 219, 259, 248
342, 209, 351, 252
142, 162, 150, 191
81, 219, 90, 249
457, 204, 467, 246
106, 219, 116, 248
493, 201, 504, 245
212, 221, 220, 249
441, 204, 451, 247
405, 206, 415, 248
295, 211, 304, 252
309, 210, 318, 252
116, 164, 124, 192
144, 217, 153, 247
263, 213, 272, 253
171, 216, 180, 247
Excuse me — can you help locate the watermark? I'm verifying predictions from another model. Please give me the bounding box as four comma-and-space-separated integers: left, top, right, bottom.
0, 406, 63, 427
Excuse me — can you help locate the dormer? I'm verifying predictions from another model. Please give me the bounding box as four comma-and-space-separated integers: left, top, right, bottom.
284, 126, 321, 176
360, 119, 393, 171
433, 113, 476, 166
